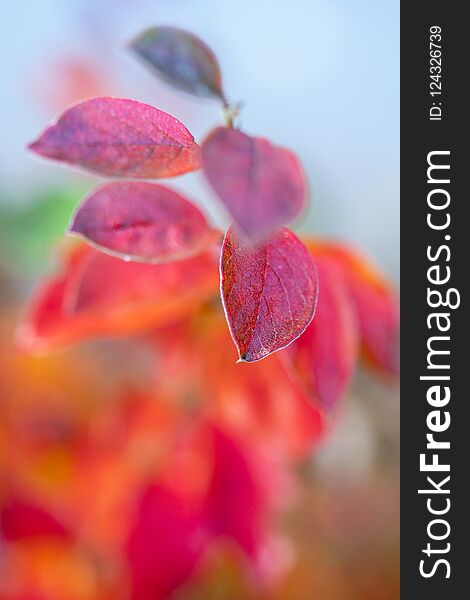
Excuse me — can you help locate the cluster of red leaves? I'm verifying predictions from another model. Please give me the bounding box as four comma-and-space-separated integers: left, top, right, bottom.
28, 25, 317, 364
3, 250, 395, 597
13, 26, 399, 599
0, 323, 288, 599
18, 236, 396, 424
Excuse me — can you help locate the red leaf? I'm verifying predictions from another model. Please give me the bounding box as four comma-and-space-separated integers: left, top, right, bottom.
69, 182, 219, 263
202, 127, 306, 240
202, 426, 265, 557
281, 256, 359, 413
150, 310, 325, 458
17, 244, 219, 353
1, 495, 71, 541
28, 97, 200, 178
125, 424, 267, 599
220, 226, 318, 363
311, 242, 399, 376
126, 484, 206, 600
130, 27, 225, 101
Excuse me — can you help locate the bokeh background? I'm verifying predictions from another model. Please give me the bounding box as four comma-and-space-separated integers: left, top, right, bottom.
0, 1, 399, 599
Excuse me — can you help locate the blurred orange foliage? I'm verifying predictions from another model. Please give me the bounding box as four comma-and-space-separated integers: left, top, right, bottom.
1, 237, 398, 599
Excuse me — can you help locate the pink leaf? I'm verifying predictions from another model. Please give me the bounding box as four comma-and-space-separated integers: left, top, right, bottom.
130, 27, 225, 101
28, 97, 200, 178
220, 226, 318, 363
202, 127, 307, 241
69, 182, 219, 263
281, 256, 359, 413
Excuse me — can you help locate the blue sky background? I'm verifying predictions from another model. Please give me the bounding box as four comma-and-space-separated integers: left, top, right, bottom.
1, 0, 399, 277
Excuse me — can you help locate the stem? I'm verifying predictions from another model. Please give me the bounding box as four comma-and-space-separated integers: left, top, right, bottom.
222, 100, 242, 129
223, 102, 234, 127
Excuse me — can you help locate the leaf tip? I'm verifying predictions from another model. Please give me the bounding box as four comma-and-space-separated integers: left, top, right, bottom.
64, 209, 81, 238
26, 138, 42, 155
65, 222, 80, 239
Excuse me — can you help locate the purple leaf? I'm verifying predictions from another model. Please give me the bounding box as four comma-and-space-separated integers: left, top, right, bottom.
69, 181, 219, 263
130, 26, 225, 101
202, 127, 307, 241
28, 97, 200, 178
220, 226, 318, 362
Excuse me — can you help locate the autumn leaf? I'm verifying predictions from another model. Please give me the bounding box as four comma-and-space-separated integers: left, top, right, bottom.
126, 484, 207, 600
125, 423, 267, 599
201, 426, 264, 557
310, 242, 399, 376
130, 26, 225, 101
68, 181, 220, 263
17, 244, 219, 353
281, 256, 359, 414
220, 226, 318, 363
0, 495, 72, 541
150, 308, 325, 458
202, 127, 306, 241
28, 97, 200, 178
